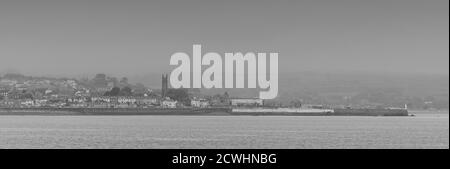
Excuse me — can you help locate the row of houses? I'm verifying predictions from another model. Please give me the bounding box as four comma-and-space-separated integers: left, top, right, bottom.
1, 94, 265, 108
0, 99, 65, 108
90, 96, 159, 105
88, 96, 264, 108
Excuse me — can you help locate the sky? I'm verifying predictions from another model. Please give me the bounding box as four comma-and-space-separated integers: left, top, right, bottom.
0, 0, 448, 77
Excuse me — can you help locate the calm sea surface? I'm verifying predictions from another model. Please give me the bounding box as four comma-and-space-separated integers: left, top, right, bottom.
0, 112, 448, 149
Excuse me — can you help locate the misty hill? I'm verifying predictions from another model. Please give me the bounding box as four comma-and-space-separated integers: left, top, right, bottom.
129, 72, 449, 110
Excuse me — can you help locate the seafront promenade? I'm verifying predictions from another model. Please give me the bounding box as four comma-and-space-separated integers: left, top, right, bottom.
0, 107, 408, 116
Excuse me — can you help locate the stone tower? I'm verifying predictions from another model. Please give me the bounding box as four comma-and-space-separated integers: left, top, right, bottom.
161, 74, 168, 98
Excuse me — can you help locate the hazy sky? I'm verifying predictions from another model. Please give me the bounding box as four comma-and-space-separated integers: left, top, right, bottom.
0, 0, 448, 77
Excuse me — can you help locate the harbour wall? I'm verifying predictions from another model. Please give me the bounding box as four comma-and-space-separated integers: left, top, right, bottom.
333, 108, 408, 116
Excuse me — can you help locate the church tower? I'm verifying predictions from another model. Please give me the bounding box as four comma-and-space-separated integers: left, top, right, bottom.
161, 74, 168, 98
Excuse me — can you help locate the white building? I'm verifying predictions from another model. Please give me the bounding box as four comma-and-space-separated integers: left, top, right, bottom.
68, 97, 87, 103
191, 99, 210, 108
34, 99, 48, 106
91, 97, 111, 103
118, 97, 137, 104
45, 89, 53, 95
161, 100, 177, 108
21, 99, 34, 106
230, 98, 263, 107
0, 90, 8, 97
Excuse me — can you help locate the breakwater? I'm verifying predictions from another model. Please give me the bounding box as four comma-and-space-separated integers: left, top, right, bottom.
333, 108, 408, 116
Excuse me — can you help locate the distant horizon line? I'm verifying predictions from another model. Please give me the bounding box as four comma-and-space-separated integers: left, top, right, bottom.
1, 70, 448, 78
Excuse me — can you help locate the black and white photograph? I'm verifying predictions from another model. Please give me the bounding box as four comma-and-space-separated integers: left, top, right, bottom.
0, 0, 448, 167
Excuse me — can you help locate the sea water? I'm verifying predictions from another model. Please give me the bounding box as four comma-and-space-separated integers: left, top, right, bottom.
0, 112, 448, 149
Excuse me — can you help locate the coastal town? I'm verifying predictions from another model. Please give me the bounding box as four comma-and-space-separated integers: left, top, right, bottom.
0, 73, 445, 113
0, 73, 267, 109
